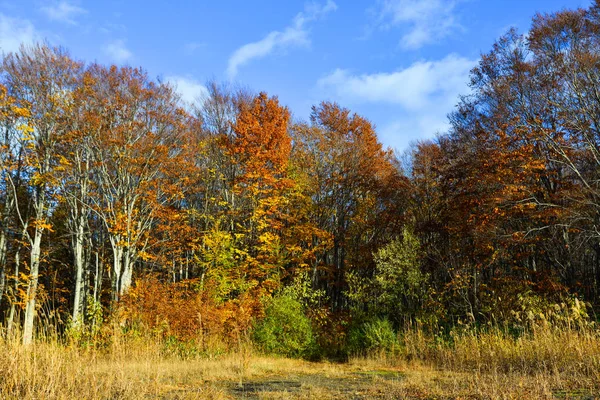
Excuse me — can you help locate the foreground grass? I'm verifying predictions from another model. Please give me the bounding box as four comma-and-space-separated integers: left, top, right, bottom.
1, 324, 599, 399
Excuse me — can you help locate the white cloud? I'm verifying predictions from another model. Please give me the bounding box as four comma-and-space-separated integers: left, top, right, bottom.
318, 54, 474, 109
226, 28, 308, 79
318, 54, 476, 147
40, 1, 87, 25
379, 113, 449, 150
103, 39, 132, 63
373, 0, 461, 49
184, 42, 205, 55
166, 75, 208, 105
0, 13, 40, 54
226, 0, 337, 79
304, 0, 338, 17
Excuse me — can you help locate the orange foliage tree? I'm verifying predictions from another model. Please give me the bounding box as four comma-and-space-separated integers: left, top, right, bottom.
229, 92, 294, 296
293, 102, 408, 311
83, 64, 193, 300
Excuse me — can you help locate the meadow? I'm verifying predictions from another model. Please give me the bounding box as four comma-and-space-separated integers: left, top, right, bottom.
2, 316, 599, 399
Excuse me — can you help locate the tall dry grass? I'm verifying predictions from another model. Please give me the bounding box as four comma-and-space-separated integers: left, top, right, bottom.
1, 300, 599, 399
399, 303, 600, 380
0, 338, 138, 399
399, 322, 600, 380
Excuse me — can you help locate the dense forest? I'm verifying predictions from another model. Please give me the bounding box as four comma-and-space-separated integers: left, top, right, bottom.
1, 2, 600, 360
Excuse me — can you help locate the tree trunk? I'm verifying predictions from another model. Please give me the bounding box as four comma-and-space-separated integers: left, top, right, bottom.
23, 227, 43, 345
0, 229, 7, 308
71, 214, 87, 323
111, 242, 123, 302
7, 231, 23, 337
93, 251, 102, 302
0, 265, 5, 311
0, 185, 14, 309
110, 242, 134, 299
120, 248, 133, 296
73, 216, 85, 324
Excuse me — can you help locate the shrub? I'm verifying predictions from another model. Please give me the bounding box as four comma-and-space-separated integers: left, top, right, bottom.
252, 294, 315, 358
66, 297, 105, 348
119, 276, 201, 341
347, 317, 398, 356
347, 229, 430, 326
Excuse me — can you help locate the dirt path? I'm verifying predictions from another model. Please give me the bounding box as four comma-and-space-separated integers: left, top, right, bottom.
228, 370, 404, 399
140, 356, 598, 399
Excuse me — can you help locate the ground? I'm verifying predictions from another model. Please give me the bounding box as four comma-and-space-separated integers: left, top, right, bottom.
107, 356, 597, 399
2, 340, 598, 399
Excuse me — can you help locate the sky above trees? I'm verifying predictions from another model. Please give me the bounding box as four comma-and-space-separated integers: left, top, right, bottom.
0, 0, 590, 151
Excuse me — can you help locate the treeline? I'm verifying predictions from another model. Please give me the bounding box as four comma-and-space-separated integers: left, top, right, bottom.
0, 45, 406, 347
1, 2, 600, 354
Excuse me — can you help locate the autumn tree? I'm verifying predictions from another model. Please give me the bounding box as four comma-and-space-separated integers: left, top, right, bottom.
408, 2, 600, 319
1, 44, 82, 344
0, 83, 30, 311
229, 92, 293, 295
293, 102, 408, 310
84, 64, 192, 299
54, 68, 99, 324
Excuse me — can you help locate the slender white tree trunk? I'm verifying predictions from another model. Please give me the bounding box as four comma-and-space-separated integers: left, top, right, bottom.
111, 241, 123, 302
71, 214, 86, 323
0, 229, 6, 305
0, 219, 8, 306
93, 251, 102, 302
23, 227, 43, 345
0, 266, 5, 308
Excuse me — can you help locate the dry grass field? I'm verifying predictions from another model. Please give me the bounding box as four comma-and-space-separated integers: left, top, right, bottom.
1, 321, 599, 400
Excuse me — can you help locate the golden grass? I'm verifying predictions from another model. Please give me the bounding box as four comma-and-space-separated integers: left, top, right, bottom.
400, 323, 600, 377
1, 322, 599, 399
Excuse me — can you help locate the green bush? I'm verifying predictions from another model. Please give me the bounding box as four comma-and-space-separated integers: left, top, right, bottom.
252, 294, 315, 358
66, 298, 105, 348
347, 317, 398, 356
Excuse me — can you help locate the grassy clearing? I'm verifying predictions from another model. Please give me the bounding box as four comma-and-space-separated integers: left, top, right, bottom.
1, 321, 599, 399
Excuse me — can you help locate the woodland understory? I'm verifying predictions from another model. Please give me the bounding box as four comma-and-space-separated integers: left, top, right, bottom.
2, 2, 600, 399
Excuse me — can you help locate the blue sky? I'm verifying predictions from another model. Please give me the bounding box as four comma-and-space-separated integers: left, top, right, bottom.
0, 0, 591, 151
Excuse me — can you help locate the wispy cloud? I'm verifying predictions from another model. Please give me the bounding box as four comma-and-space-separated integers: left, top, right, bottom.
318, 54, 476, 147
184, 42, 206, 55
226, 0, 337, 79
0, 13, 40, 54
99, 22, 127, 35
372, 0, 462, 49
318, 54, 473, 109
166, 75, 208, 105
103, 39, 132, 63
40, 1, 87, 25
